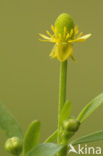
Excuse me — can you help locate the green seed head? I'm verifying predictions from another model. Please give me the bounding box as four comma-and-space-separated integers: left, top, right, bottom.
5, 137, 22, 155
63, 118, 80, 132
55, 13, 75, 40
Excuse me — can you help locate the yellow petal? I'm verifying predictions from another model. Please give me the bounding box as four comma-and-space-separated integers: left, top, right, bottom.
70, 53, 77, 62
49, 44, 57, 58
39, 39, 50, 42
77, 34, 92, 42
56, 42, 73, 62
39, 39, 55, 43
69, 33, 92, 43
39, 33, 57, 43
39, 33, 51, 40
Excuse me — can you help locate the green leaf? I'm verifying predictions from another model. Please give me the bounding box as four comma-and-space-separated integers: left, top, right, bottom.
71, 130, 103, 145
60, 101, 71, 123
23, 120, 40, 155
0, 103, 23, 139
77, 93, 103, 123
27, 143, 64, 156
44, 130, 58, 143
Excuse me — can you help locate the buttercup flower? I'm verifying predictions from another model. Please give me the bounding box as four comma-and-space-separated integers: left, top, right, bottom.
39, 13, 91, 62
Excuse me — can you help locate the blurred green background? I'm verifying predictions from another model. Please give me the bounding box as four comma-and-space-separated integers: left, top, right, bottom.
0, 0, 103, 155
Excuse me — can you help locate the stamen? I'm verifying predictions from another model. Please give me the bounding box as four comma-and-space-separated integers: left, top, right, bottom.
46, 30, 53, 37
46, 30, 56, 41
66, 33, 70, 40
54, 27, 57, 35
77, 32, 83, 38
59, 33, 62, 40
74, 26, 79, 36
64, 26, 67, 38
51, 25, 55, 33
70, 29, 74, 37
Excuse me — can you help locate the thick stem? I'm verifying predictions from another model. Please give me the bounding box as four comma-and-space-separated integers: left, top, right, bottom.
57, 61, 67, 156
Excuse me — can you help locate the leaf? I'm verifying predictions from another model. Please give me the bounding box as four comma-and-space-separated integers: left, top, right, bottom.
27, 143, 64, 156
77, 93, 103, 123
0, 103, 23, 139
23, 120, 40, 155
71, 130, 103, 145
60, 101, 71, 123
44, 130, 58, 143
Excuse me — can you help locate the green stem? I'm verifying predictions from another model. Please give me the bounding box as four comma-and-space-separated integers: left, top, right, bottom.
57, 61, 67, 156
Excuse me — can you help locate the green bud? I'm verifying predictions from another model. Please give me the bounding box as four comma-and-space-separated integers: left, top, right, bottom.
5, 137, 22, 155
55, 13, 75, 39
63, 118, 80, 132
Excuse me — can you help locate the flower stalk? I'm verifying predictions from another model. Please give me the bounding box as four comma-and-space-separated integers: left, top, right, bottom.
58, 61, 67, 156
58, 61, 67, 144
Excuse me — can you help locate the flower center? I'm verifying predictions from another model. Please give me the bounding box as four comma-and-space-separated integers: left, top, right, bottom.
55, 13, 75, 41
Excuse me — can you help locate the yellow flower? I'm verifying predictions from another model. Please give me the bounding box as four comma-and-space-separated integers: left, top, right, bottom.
39, 13, 92, 62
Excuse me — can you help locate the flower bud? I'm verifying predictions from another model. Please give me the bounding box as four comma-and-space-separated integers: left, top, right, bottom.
5, 137, 22, 155
63, 118, 80, 132
55, 13, 75, 39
